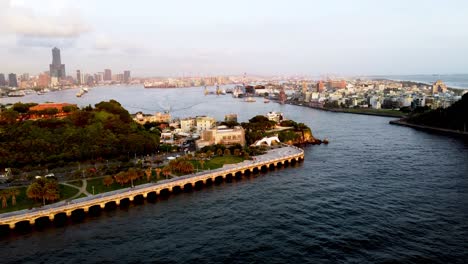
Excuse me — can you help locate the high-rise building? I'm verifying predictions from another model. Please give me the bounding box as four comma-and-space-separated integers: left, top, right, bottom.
37, 73, 50, 88
20, 73, 29, 81
123, 70, 131, 83
8, 73, 18, 87
49, 47, 66, 79
104, 69, 112, 81
0, 73, 6, 86
76, 70, 82, 85
317, 81, 325, 93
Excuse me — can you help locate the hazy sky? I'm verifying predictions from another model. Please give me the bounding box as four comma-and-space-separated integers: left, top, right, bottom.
0, 0, 467, 77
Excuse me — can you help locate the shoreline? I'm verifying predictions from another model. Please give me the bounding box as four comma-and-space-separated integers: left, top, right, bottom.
389, 119, 468, 137
285, 102, 405, 118
0, 145, 304, 231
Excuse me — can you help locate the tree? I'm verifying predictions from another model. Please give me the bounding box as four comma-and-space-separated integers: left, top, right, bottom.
114, 171, 128, 186
103, 176, 114, 187
206, 150, 213, 159
26, 178, 60, 206
8, 189, 20, 206
145, 168, 152, 181
216, 149, 223, 156
199, 160, 205, 170
162, 166, 171, 179
0, 190, 10, 208
127, 168, 140, 187
155, 168, 162, 180
233, 149, 241, 156
224, 149, 231, 156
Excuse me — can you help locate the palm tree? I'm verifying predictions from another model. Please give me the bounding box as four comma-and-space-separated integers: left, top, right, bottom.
155, 168, 162, 180
0, 190, 10, 208
114, 171, 128, 186
26, 178, 60, 206
44, 181, 60, 203
8, 188, 20, 206
216, 149, 223, 156
127, 168, 139, 187
162, 166, 171, 179
224, 149, 231, 156
145, 168, 152, 182
103, 176, 114, 187
233, 149, 241, 156
199, 160, 205, 170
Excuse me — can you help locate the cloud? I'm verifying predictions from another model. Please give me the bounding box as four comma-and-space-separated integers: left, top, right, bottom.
6, 9, 90, 38
93, 35, 149, 55
94, 35, 113, 51
0, 0, 90, 49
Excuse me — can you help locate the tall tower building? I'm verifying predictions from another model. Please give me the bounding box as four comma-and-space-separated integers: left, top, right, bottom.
76, 70, 82, 85
0, 73, 6, 86
49, 47, 66, 79
123, 70, 131, 83
104, 69, 112, 81
8, 73, 18, 87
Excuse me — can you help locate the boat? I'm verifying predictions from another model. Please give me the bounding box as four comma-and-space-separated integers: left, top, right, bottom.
264, 98, 270, 103
7, 91, 25, 97
232, 85, 245, 98
76, 88, 85, 97
37, 91, 46, 95
244, 97, 256, 102
144, 82, 177, 88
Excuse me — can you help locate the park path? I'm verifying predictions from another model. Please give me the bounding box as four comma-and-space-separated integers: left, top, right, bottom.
60, 179, 92, 200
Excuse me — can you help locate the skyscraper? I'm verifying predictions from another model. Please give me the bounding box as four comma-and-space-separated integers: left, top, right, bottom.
76, 70, 82, 85
104, 69, 112, 81
0, 73, 6, 86
8, 73, 18, 87
49, 47, 66, 79
123, 70, 131, 83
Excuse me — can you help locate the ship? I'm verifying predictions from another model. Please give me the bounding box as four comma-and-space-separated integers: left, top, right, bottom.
144, 82, 178, 88
244, 97, 256, 102
8, 91, 25, 97
76, 89, 85, 97
232, 85, 245, 98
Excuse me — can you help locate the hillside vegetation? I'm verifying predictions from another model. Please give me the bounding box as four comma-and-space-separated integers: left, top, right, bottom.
406, 93, 468, 131
0, 100, 160, 169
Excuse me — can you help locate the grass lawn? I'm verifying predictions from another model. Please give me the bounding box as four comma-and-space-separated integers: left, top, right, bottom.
67, 180, 83, 187
0, 184, 80, 214
191, 156, 245, 171
0, 187, 37, 214
59, 184, 80, 200
85, 176, 158, 195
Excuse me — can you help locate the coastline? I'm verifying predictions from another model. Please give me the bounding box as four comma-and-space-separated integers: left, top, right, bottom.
0, 145, 304, 230
286, 102, 405, 118
389, 119, 468, 137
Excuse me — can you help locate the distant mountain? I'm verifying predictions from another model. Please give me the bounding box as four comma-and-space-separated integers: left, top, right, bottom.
406, 93, 468, 131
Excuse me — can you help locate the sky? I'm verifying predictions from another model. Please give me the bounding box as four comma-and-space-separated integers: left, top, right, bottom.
0, 0, 467, 77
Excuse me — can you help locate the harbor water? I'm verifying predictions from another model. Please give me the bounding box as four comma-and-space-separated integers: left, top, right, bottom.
1, 86, 467, 263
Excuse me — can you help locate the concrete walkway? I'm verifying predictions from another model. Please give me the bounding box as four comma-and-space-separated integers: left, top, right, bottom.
60, 179, 92, 200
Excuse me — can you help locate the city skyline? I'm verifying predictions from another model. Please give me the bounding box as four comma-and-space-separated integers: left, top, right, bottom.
0, 0, 467, 76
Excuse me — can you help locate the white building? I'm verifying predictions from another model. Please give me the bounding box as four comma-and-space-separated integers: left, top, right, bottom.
196, 116, 216, 133
180, 118, 196, 133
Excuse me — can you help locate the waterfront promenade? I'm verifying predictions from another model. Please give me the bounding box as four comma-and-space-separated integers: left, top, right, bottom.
0, 145, 304, 229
